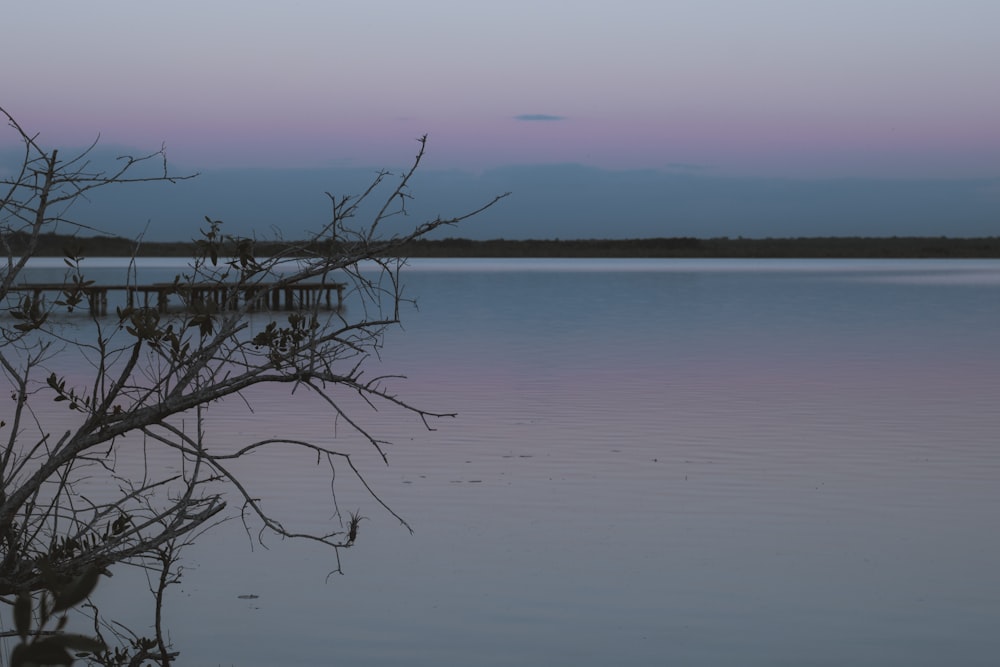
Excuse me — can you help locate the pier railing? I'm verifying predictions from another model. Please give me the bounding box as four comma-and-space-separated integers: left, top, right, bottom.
6, 281, 346, 316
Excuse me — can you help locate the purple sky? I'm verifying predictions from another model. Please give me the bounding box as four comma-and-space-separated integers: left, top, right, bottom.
3, 1, 999, 239
5, 0, 999, 177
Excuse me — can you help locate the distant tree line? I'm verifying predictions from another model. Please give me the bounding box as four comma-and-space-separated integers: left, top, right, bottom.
10, 231, 1000, 259
396, 236, 1000, 258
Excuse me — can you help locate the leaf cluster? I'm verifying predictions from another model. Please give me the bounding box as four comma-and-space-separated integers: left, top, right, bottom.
9, 566, 106, 667
45, 374, 92, 414
9, 294, 48, 332
47, 514, 131, 562
251, 312, 320, 367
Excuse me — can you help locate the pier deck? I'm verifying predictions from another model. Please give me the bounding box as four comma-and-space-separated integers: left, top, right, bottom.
8, 281, 346, 316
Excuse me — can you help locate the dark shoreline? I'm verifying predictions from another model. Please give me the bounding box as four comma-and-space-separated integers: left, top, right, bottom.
395, 236, 1000, 259
12, 233, 1000, 259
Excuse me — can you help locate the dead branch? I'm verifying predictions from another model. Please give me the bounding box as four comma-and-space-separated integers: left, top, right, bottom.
0, 106, 507, 664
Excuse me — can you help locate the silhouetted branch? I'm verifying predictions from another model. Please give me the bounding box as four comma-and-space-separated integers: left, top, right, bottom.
0, 106, 506, 664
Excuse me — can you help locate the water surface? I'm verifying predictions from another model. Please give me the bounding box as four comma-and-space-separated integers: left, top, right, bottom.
7, 258, 1000, 665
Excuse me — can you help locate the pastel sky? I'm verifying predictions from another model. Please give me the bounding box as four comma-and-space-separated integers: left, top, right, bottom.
2, 1, 999, 239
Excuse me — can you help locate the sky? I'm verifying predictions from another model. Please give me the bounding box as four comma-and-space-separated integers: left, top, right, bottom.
2, 1, 999, 240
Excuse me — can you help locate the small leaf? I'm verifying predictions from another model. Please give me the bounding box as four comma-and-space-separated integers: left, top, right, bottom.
14, 639, 74, 666
47, 633, 107, 655
37, 561, 59, 591
10, 642, 29, 667
14, 592, 31, 640
53, 567, 101, 612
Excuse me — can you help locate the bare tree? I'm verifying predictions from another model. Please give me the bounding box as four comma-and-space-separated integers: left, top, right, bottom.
0, 106, 507, 665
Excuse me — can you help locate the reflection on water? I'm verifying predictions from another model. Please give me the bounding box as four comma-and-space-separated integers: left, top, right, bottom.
6, 259, 1000, 666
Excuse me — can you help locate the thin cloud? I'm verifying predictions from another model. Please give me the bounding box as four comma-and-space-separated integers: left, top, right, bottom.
514, 114, 566, 121
667, 162, 715, 172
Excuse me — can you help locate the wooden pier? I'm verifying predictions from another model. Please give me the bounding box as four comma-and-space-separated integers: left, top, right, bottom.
8, 281, 345, 316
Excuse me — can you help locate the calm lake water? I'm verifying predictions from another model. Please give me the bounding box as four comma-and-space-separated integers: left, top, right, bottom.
7, 258, 1000, 666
